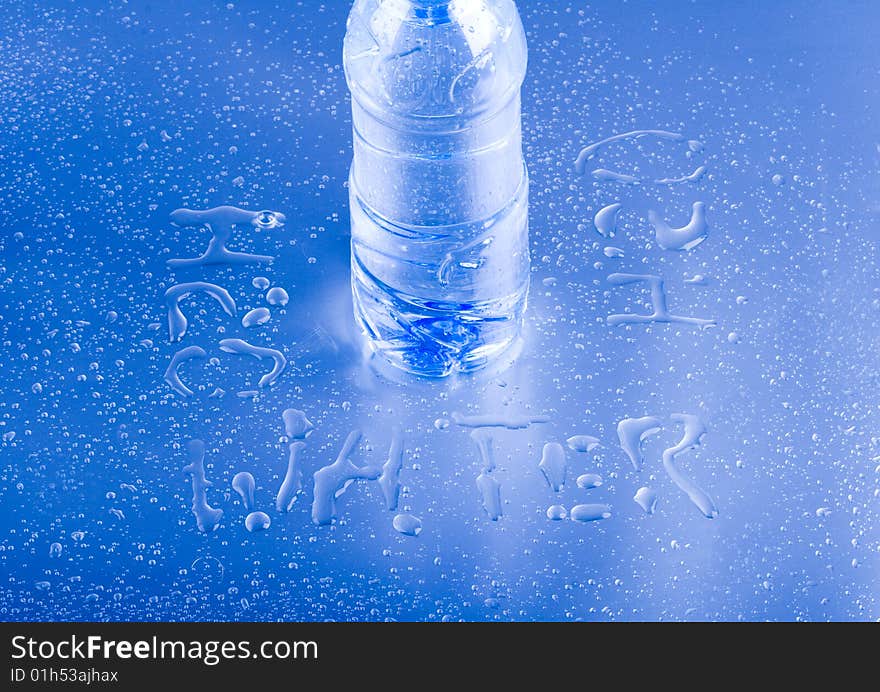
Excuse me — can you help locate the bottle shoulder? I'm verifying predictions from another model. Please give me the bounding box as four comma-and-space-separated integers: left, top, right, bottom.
343, 0, 527, 120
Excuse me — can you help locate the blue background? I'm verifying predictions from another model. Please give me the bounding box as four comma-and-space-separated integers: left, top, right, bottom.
1, 0, 879, 621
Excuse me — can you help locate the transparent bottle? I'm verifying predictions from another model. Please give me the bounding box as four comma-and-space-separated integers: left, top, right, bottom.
344, 0, 529, 377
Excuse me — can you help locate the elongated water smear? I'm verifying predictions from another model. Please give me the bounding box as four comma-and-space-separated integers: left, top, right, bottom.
471, 429, 496, 473
662, 414, 718, 518
378, 429, 405, 511
617, 416, 663, 470
539, 442, 567, 491
575, 130, 706, 185
592, 169, 639, 184
164, 282, 237, 342
218, 338, 287, 388
476, 472, 503, 521
276, 441, 305, 512
566, 435, 601, 453
593, 202, 622, 237
311, 430, 381, 526
452, 411, 550, 430
570, 503, 612, 522
182, 439, 223, 533
471, 429, 502, 520
655, 165, 707, 185
164, 345, 207, 397
168, 206, 284, 267
650, 202, 709, 251
607, 273, 715, 327
575, 129, 687, 174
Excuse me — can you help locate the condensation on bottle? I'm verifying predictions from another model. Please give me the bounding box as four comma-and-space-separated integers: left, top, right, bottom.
344, 0, 530, 377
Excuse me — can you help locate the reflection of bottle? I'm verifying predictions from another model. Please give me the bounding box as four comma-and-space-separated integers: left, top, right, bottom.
344, 0, 529, 377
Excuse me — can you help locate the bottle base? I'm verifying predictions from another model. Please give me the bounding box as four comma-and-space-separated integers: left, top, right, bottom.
351, 259, 528, 379
358, 326, 521, 379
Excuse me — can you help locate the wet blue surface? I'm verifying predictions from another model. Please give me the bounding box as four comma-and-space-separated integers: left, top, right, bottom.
1, 0, 879, 621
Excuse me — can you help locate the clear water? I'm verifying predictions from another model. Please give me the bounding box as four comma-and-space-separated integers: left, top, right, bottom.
345, 0, 530, 377
1, 0, 879, 622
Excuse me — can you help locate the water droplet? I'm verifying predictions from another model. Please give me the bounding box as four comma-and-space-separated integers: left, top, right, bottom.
546, 505, 567, 521
576, 473, 603, 489
566, 435, 600, 453
255, 210, 283, 229
245, 511, 271, 532
570, 504, 612, 522
241, 307, 271, 328
282, 408, 314, 439
392, 513, 422, 536
634, 486, 658, 514
266, 286, 289, 306
231, 472, 256, 511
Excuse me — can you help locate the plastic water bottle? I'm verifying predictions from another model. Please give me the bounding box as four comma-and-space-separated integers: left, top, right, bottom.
344, 0, 529, 377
